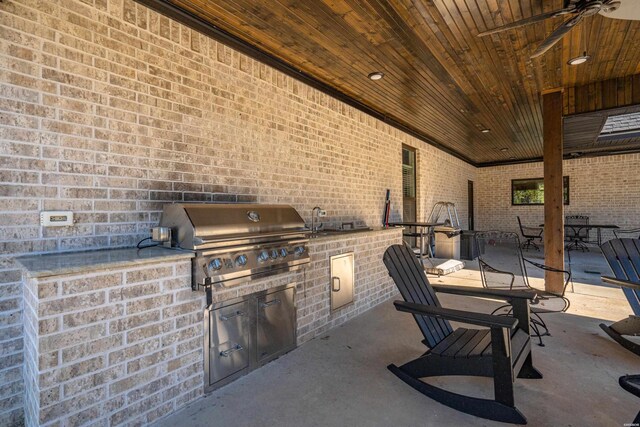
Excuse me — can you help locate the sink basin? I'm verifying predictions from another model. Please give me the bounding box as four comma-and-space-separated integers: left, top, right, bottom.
310, 227, 373, 237
324, 227, 372, 233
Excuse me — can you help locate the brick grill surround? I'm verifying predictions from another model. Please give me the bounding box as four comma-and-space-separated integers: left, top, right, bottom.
19, 228, 401, 426
22, 260, 205, 426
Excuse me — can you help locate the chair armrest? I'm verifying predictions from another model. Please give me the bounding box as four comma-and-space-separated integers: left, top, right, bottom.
522, 226, 543, 237
432, 284, 537, 302
393, 300, 518, 329
523, 257, 572, 295
602, 276, 640, 291
479, 260, 516, 289
613, 228, 640, 239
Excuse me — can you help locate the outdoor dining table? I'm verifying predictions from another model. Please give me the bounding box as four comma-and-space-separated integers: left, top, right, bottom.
387, 221, 444, 265
539, 223, 620, 246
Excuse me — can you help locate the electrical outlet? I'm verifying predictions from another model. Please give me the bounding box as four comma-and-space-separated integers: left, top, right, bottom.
40, 211, 74, 226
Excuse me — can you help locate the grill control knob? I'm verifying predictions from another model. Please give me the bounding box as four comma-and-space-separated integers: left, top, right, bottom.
258, 251, 269, 263
294, 246, 305, 256
235, 254, 247, 266
208, 258, 223, 271
280, 248, 288, 258
270, 249, 279, 260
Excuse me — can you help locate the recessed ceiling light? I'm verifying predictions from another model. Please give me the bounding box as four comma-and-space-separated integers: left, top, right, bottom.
368, 72, 384, 81
568, 52, 590, 66
481, 128, 491, 133
509, 156, 516, 160
500, 147, 508, 152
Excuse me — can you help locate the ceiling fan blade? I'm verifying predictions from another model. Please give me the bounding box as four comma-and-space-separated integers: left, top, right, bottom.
530, 13, 584, 58
477, 7, 576, 37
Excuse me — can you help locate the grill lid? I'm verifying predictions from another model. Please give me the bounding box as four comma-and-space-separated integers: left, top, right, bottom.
160, 203, 307, 249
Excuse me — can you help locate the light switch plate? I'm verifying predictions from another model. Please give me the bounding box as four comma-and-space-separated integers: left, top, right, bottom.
40, 211, 74, 226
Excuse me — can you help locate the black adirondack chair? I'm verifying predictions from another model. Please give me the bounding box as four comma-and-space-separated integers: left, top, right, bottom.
600, 238, 640, 356
614, 228, 640, 239
383, 244, 542, 424
619, 375, 640, 424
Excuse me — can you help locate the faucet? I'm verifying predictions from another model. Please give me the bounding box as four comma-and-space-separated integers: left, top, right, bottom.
311, 207, 326, 232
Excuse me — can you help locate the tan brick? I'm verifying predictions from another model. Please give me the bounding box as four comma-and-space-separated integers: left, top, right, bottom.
63, 365, 125, 397
126, 321, 172, 344
61, 334, 124, 364
39, 356, 105, 389
39, 387, 106, 424
125, 294, 173, 315
126, 347, 173, 374
109, 282, 160, 302
38, 318, 59, 335
126, 267, 173, 283
109, 366, 160, 396
39, 324, 107, 353
39, 292, 106, 317
108, 310, 159, 333
108, 337, 161, 366
63, 304, 124, 329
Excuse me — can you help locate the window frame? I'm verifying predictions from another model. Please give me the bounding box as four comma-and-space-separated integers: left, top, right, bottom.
511, 176, 570, 206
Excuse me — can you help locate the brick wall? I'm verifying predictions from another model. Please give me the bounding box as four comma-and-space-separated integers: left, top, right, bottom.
22, 259, 203, 426
476, 154, 640, 241
0, 0, 476, 423
301, 229, 401, 343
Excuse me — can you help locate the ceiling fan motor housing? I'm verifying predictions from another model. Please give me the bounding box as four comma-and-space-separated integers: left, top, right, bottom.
584, 1, 604, 16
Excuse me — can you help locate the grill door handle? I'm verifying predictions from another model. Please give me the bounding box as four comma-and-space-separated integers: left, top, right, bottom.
259, 299, 281, 308
219, 310, 245, 321
219, 344, 243, 357
332, 276, 341, 292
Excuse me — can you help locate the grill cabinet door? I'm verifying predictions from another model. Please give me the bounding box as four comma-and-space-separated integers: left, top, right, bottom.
209, 300, 250, 384
330, 253, 354, 311
256, 287, 295, 363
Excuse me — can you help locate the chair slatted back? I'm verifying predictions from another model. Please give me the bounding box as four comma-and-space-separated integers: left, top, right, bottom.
475, 231, 530, 290
601, 238, 640, 315
383, 244, 453, 348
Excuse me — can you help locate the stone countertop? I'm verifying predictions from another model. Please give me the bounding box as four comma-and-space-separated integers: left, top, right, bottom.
16, 246, 195, 279
308, 226, 402, 241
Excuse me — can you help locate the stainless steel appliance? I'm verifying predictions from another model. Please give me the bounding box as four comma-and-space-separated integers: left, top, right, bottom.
159, 203, 310, 291
206, 284, 296, 391
159, 203, 307, 390
330, 252, 354, 312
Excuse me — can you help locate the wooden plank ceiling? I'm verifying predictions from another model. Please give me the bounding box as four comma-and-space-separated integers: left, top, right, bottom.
160, 0, 640, 165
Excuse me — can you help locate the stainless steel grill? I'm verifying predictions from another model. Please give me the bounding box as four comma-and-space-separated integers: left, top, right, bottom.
160, 203, 310, 290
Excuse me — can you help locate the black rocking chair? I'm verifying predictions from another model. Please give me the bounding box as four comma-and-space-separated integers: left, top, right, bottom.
517, 216, 543, 251
613, 228, 640, 239
599, 238, 640, 357
383, 243, 542, 424
619, 375, 640, 424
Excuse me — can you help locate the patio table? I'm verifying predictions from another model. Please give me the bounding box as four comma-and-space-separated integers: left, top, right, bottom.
388, 221, 443, 265
539, 223, 620, 246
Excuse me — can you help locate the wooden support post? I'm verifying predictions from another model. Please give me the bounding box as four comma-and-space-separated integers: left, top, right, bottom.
543, 89, 565, 294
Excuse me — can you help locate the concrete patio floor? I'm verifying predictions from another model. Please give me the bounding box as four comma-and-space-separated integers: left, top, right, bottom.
156, 249, 638, 426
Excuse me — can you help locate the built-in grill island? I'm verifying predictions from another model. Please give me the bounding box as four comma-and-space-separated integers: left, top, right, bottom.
159, 203, 310, 390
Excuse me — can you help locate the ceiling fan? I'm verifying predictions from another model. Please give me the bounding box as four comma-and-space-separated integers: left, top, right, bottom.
477, 0, 622, 58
